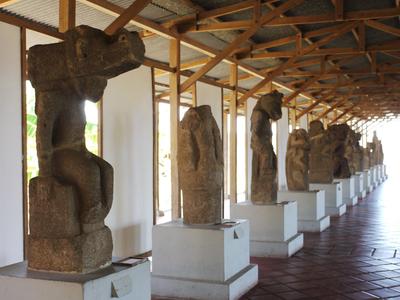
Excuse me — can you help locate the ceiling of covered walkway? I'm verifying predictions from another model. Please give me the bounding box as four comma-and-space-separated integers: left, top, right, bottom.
1, 0, 400, 125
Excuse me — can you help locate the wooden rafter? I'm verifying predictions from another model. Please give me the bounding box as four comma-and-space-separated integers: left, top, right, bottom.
59, 0, 76, 33
104, 0, 151, 35
179, 0, 305, 93
329, 104, 357, 125
239, 21, 358, 103
365, 19, 400, 38
0, 0, 19, 8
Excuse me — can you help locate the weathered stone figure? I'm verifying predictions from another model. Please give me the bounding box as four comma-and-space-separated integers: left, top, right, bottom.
27, 25, 145, 273
368, 142, 376, 167
344, 129, 356, 175
250, 91, 283, 204
328, 124, 351, 178
362, 147, 370, 170
286, 129, 310, 191
373, 131, 384, 165
309, 120, 333, 183
178, 105, 223, 225
353, 132, 363, 172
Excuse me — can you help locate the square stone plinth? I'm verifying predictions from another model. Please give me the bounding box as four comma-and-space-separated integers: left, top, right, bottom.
278, 190, 330, 233
230, 202, 303, 257
335, 177, 358, 207
151, 219, 258, 300
309, 182, 346, 217
0, 259, 151, 300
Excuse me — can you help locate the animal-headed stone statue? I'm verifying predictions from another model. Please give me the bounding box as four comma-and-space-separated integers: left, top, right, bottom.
178, 105, 223, 224
309, 120, 333, 183
328, 124, 351, 178
286, 129, 310, 191
27, 25, 145, 273
250, 91, 283, 204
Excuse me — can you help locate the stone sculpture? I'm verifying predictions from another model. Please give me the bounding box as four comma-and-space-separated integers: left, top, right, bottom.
372, 131, 384, 165
328, 124, 351, 178
344, 129, 356, 175
353, 132, 363, 172
178, 105, 223, 225
27, 25, 145, 273
250, 91, 283, 204
367, 142, 376, 167
309, 120, 333, 183
286, 129, 310, 191
362, 147, 370, 170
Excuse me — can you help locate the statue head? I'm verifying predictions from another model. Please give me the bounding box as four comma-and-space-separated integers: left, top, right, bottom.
28, 25, 145, 100
355, 132, 362, 142
259, 90, 283, 121
289, 128, 310, 150
328, 124, 350, 141
309, 120, 324, 137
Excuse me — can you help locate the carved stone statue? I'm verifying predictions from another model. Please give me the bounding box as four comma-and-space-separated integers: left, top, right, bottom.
368, 142, 376, 167
27, 25, 145, 273
344, 129, 356, 175
328, 124, 351, 178
362, 147, 370, 170
372, 131, 384, 165
309, 120, 333, 183
178, 105, 223, 225
286, 129, 310, 191
250, 91, 283, 204
353, 132, 363, 172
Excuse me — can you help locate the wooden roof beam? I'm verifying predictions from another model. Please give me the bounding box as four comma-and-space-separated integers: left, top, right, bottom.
0, 0, 19, 7
238, 21, 358, 103
59, 0, 76, 33
296, 89, 337, 120
365, 19, 400, 38
329, 104, 357, 125
104, 0, 151, 35
179, 0, 305, 93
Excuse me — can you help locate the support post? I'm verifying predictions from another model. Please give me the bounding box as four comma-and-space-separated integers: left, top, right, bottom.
59, 0, 76, 33
229, 64, 238, 204
170, 38, 181, 219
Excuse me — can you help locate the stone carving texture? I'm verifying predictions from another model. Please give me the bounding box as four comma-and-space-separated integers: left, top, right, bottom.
178, 105, 223, 225
286, 129, 310, 191
372, 131, 384, 165
328, 124, 351, 178
362, 146, 371, 170
309, 120, 333, 183
353, 132, 363, 172
250, 91, 283, 204
344, 129, 356, 175
27, 25, 145, 273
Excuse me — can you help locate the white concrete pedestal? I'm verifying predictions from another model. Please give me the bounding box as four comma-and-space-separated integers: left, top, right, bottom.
230, 202, 304, 258
309, 182, 346, 216
354, 172, 366, 199
362, 170, 371, 195
0, 259, 151, 300
335, 177, 358, 207
151, 219, 258, 300
278, 190, 330, 232
371, 166, 378, 188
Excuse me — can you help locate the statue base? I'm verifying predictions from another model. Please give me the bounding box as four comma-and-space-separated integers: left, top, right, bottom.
230, 202, 303, 257
151, 219, 258, 300
362, 169, 372, 193
0, 259, 150, 300
278, 190, 330, 233
370, 166, 379, 188
355, 172, 367, 199
334, 177, 358, 207
309, 182, 346, 216
28, 226, 112, 274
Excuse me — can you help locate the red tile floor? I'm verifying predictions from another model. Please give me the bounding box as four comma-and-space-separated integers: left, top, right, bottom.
154, 176, 400, 299
242, 176, 400, 300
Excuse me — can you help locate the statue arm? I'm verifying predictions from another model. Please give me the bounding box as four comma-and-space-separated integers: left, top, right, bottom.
35, 93, 56, 176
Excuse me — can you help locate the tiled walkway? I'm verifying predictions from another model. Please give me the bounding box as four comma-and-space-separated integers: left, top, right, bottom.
242, 176, 400, 300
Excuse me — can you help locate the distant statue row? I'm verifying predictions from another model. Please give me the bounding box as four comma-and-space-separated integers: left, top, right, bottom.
285, 119, 384, 192
178, 91, 384, 224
